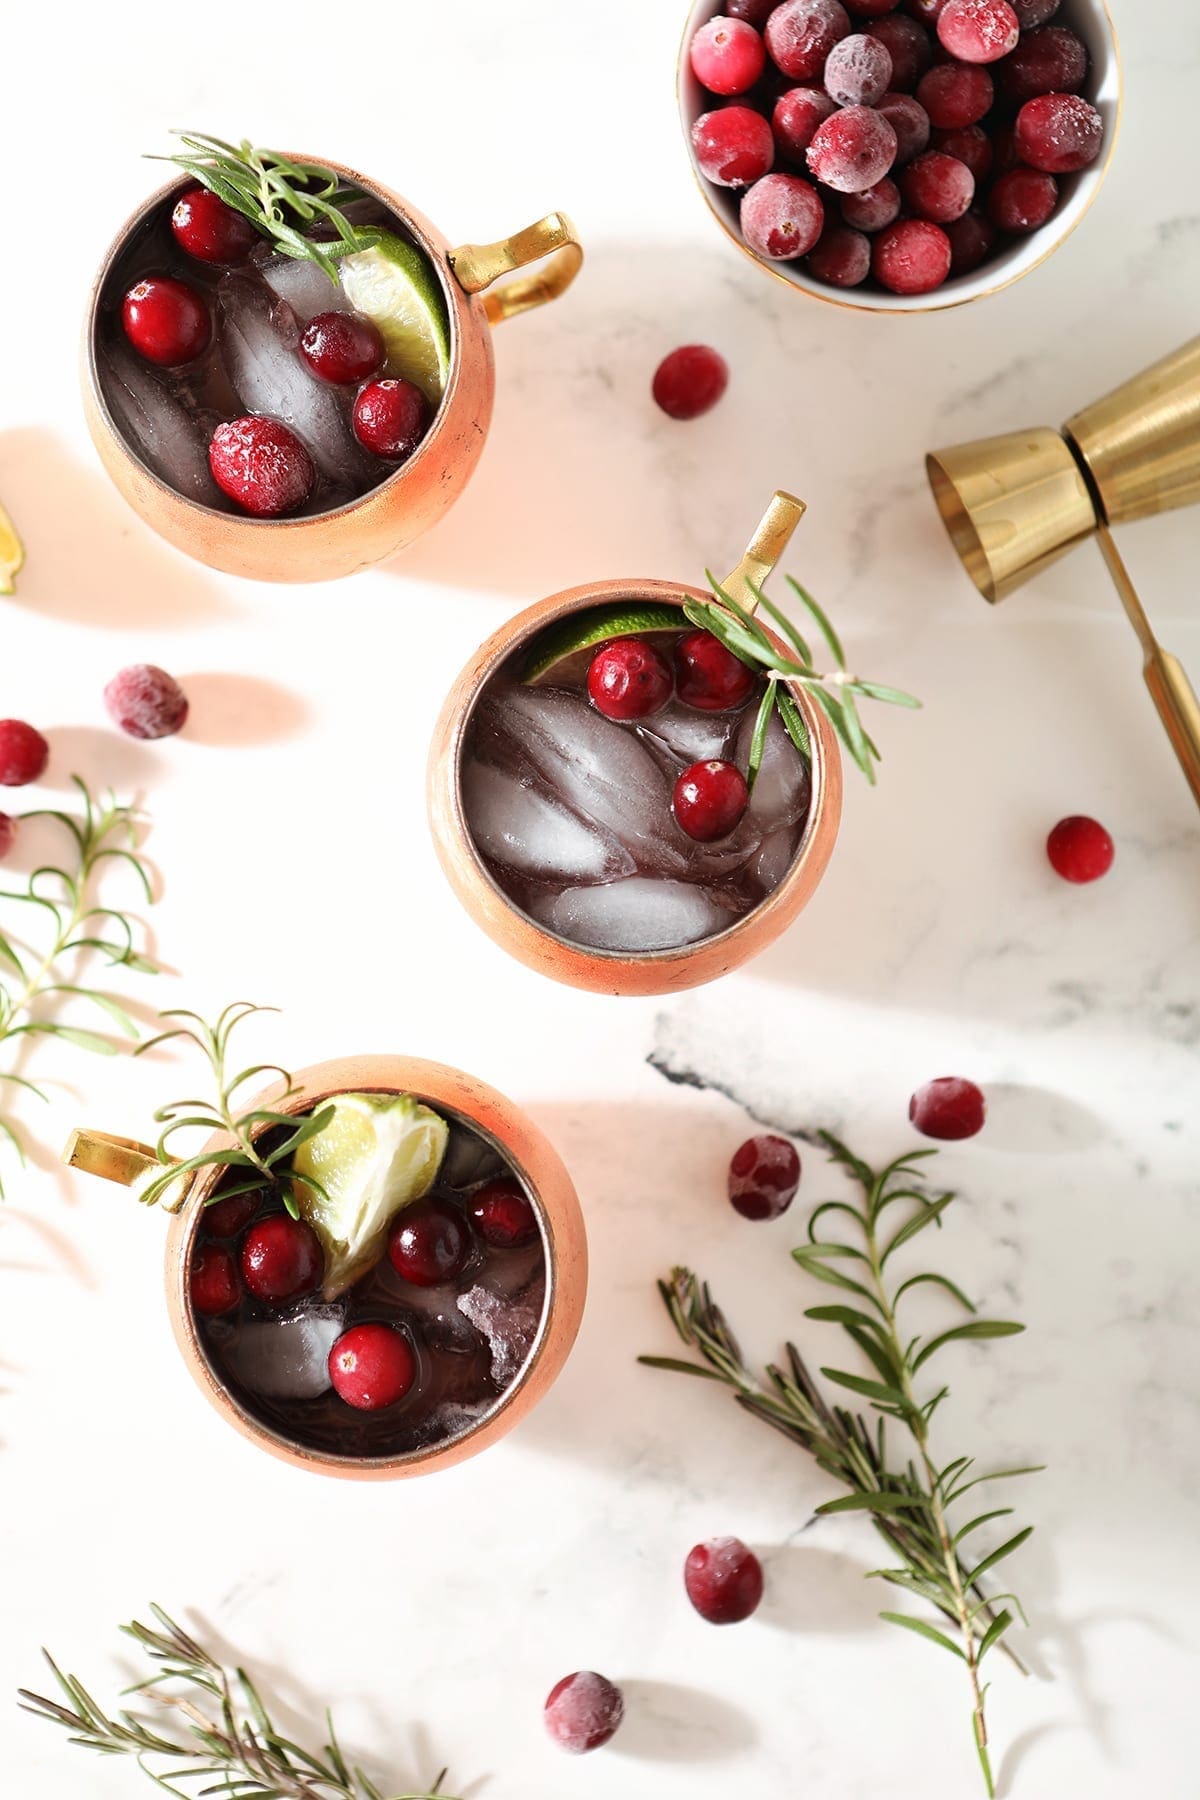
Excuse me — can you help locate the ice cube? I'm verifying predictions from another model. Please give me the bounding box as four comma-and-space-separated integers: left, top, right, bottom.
418, 1398, 493, 1445
736, 704, 812, 834
527, 877, 733, 952
258, 253, 345, 324
463, 758, 635, 885
103, 340, 224, 507
396, 1281, 483, 1354
224, 1305, 344, 1400
637, 698, 740, 770
486, 1240, 545, 1299
750, 824, 800, 896
440, 1121, 506, 1192
457, 1273, 545, 1387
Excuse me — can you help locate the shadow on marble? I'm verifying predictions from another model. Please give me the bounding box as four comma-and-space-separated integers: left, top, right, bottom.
982, 1083, 1102, 1154
613, 1678, 756, 1763
753, 1540, 891, 1638
41, 725, 163, 794
178, 672, 310, 747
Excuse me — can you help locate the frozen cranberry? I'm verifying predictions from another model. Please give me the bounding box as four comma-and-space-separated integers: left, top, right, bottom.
728, 0, 776, 21
0, 813, 14, 859
1011, 0, 1059, 23
388, 1198, 471, 1288
772, 86, 838, 161
652, 344, 730, 418
872, 217, 952, 293
932, 123, 993, 182
991, 120, 1021, 175
329, 1322, 415, 1411
841, 177, 902, 230
469, 1178, 539, 1250
190, 1244, 240, 1317
877, 91, 932, 162
299, 311, 385, 384
209, 417, 314, 517
937, 0, 1018, 62
1046, 814, 1114, 883
741, 172, 825, 259
202, 1190, 261, 1239
902, 150, 975, 221
690, 16, 766, 94
908, 0, 949, 17
824, 33, 893, 104
807, 224, 872, 285
916, 60, 993, 127
241, 1214, 323, 1304
909, 1076, 986, 1140
765, 0, 851, 79
692, 106, 776, 187
673, 759, 749, 842
588, 636, 673, 720
868, 15, 933, 89
988, 165, 1058, 231
0, 720, 48, 786
728, 1133, 801, 1220
946, 207, 996, 271
1015, 92, 1103, 173
676, 630, 755, 711
999, 25, 1087, 102
544, 1673, 625, 1754
808, 106, 898, 191
103, 664, 189, 740
170, 186, 258, 265
685, 1537, 765, 1624
122, 276, 211, 367
352, 378, 430, 461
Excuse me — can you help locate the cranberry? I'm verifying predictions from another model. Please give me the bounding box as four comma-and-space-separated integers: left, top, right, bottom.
209, 417, 314, 517
728, 0, 776, 21
241, 1214, 323, 1304
728, 1133, 802, 1220
0, 813, 14, 859
692, 106, 776, 187
588, 636, 673, 720
170, 186, 258, 265
916, 61, 993, 127
991, 120, 1021, 175
652, 344, 730, 419
0, 720, 48, 786
998, 25, 1087, 102
908, 0, 949, 17
690, 16, 767, 94
910, 1077, 986, 1140
741, 172, 826, 258
329, 1322, 415, 1411
685, 1537, 765, 1624
544, 1673, 625, 1754
352, 378, 429, 460
807, 224, 872, 285
772, 86, 838, 161
824, 33, 894, 104
845, 0, 903, 12
1046, 814, 1114, 883
765, 0, 851, 79
190, 1244, 240, 1317
676, 629, 755, 711
122, 276, 211, 367
937, 0, 1018, 62
673, 759, 749, 842
988, 166, 1058, 231
902, 150, 975, 221
1011, 0, 1059, 22
868, 15, 933, 89
388, 1198, 471, 1287
203, 1190, 261, 1239
470, 1178, 539, 1249
1015, 92, 1103, 174
299, 310, 385, 384
946, 207, 996, 271
841, 176, 902, 230
932, 123, 993, 182
103, 664, 189, 740
872, 217, 952, 293
876, 91, 932, 162
808, 106, 898, 191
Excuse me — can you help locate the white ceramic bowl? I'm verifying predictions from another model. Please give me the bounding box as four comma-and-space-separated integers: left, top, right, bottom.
678, 0, 1122, 313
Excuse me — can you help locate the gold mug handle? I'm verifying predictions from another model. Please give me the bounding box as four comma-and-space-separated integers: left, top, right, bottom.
721, 490, 807, 615
450, 212, 583, 326
63, 1128, 186, 1211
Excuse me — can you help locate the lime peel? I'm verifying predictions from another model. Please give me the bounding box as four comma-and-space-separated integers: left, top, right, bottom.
338, 230, 451, 407
0, 502, 25, 596
522, 601, 688, 687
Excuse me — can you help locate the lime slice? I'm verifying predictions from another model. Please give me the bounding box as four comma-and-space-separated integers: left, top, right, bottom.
339, 230, 451, 407
291, 1092, 448, 1298
0, 502, 25, 596
522, 601, 687, 687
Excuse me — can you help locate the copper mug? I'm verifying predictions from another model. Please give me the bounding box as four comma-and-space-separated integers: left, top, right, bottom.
64, 1056, 587, 1480
83, 161, 583, 582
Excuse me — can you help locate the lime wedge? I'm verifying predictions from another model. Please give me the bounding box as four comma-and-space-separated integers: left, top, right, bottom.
339, 230, 451, 407
291, 1092, 449, 1298
522, 602, 687, 687
0, 502, 25, 596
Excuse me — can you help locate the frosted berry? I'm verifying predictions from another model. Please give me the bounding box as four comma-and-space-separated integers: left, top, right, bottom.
867, 15, 933, 90
741, 173, 825, 259
470, 1178, 539, 1250
872, 217, 952, 293
190, 1245, 240, 1317
0, 720, 48, 786
1015, 93, 1104, 174
352, 378, 430, 461
202, 1190, 261, 1239
685, 1537, 765, 1624
329, 1322, 415, 1411
241, 1214, 323, 1304
652, 344, 730, 419
544, 1673, 625, 1754
876, 91, 932, 162
388, 1198, 471, 1287
728, 0, 776, 21
692, 106, 776, 187
122, 276, 211, 367
808, 106, 898, 192
676, 630, 755, 711
765, 0, 851, 80
841, 177, 901, 231
0, 814, 14, 859
209, 416, 314, 517
1011, 0, 1060, 23
1046, 814, 1114, 883
946, 208, 996, 272
300, 311, 385, 384
901, 151, 975, 222
772, 86, 838, 162
916, 61, 993, 128
987, 166, 1058, 232
932, 123, 993, 182
728, 1133, 801, 1221
999, 25, 1087, 102
673, 759, 749, 842
909, 1076, 986, 1141
104, 664, 189, 740
170, 187, 258, 265
824, 33, 893, 105
937, 0, 1019, 63
690, 16, 767, 94
807, 224, 872, 285
589, 636, 673, 719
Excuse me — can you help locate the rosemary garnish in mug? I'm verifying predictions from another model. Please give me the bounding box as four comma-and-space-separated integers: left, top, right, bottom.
19, 1604, 459, 1800
642, 1132, 1039, 1798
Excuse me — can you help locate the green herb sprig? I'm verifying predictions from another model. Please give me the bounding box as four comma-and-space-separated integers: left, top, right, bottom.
642, 1132, 1039, 1797
19, 1604, 459, 1800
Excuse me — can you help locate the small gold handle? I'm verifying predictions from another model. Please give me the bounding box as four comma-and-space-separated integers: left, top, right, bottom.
63, 1129, 186, 1211
721, 491, 807, 615
1096, 525, 1200, 810
449, 212, 583, 326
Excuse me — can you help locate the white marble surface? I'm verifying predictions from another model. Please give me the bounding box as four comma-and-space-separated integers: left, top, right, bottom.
2, 2, 1198, 1796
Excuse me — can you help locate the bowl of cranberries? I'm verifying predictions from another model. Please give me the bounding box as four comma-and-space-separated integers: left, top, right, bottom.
679, 0, 1120, 309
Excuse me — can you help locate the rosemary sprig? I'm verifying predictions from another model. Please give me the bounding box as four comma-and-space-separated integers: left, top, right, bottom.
0, 778, 155, 1196
133, 1001, 333, 1215
19, 1603, 459, 1800
642, 1133, 1039, 1797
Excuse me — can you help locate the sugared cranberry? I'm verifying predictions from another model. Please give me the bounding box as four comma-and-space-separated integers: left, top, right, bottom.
916, 60, 993, 127
652, 344, 730, 419
872, 217, 952, 293
0, 720, 48, 786
692, 106, 776, 187
685, 1537, 765, 1624
741, 172, 826, 258
470, 1178, 539, 1250
946, 208, 996, 272
868, 15, 933, 89
329, 1322, 415, 1411
902, 150, 975, 222
841, 176, 902, 230
999, 25, 1087, 102
673, 759, 749, 842
103, 664, 189, 740
1015, 92, 1103, 174
676, 629, 755, 711
765, 0, 851, 79
588, 636, 673, 720
544, 1673, 625, 1754
1046, 814, 1114, 883
807, 224, 872, 285
808, 105, 898, 191
122, 276, 211, 367
352, 378, 430, 460
203, 1190, 261, 1239
170, 186, 258, 266
190, 1244, 240, 1317
876, 91, 932, 162
909, 1076, 986, 1140
932, 123, 993, 182
987, 166, 1058, 231
772, 86, 838, 162
824, 33, 893, 104
299, 310, 385, 384
728, 1133, 801, 1221
388, 1198, 471, 1288
241, 1214, 323, 1304
209, 417, 314, 517
0, 813, 14, 859
937, 0, 1018, 62
728, 0, 776, 22
690, 15, 767, 94
1011, 0, 1059, 23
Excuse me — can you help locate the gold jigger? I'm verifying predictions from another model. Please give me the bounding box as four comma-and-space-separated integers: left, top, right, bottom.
927, 338, 1200, 808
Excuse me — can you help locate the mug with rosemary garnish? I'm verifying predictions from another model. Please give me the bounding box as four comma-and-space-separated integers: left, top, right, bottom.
428, 491, 918, 995
63, 1007, 587, 1479
83, 132, 582, 582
